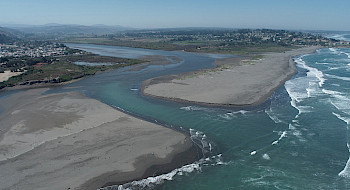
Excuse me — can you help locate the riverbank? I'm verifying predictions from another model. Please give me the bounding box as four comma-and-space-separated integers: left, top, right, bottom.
142, 46, 320, 107
0, 88, 198, 190
0, 53, 144, 91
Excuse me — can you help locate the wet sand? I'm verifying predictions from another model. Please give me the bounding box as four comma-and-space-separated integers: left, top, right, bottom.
142, 46, 320, 107
0, 88, 197, 190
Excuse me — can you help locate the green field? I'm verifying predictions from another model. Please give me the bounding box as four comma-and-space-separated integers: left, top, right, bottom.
63, 37, 296, 55
0, 54, 144, 89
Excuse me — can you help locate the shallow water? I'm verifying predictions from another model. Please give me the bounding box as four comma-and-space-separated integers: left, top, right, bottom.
2, 41, 350, 189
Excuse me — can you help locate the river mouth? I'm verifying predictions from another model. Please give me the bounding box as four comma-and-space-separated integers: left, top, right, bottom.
39, 44, 350, 189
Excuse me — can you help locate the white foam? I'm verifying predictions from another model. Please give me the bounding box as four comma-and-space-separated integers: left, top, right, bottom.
285, 80, 307, 117
272, 131, 287, 145
219, 110, 250, 120
326, 74, 350, 82
332, 112, 350, 125
330, 95, 350, 115
327, 34, 347, 41
339, 143, 350, 178
329, 48, 340, 55
180, 106, 207, 111
265, 107, 283, 123
219, 113, 234, 120
306, 81, 320, 98
233, 110, 250, 114
285, 56, 326, 118
109, 162, 201, 190
180, 106, 193, 111
262, 153, 271, 160
315, 62, 331, 65
296, 56, 326, 87
322, 89, 342, 95
342, 52, 350, 59
189, 128, 213, 155
288, 124, 296, 130
105, 154, 229, 190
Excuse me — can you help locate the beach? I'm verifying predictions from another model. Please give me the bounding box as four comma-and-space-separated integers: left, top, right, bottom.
142, 46, 320, 106
0, 88, 197, 190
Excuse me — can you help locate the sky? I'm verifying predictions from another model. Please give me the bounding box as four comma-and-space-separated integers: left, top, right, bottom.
1, 0, 350, 31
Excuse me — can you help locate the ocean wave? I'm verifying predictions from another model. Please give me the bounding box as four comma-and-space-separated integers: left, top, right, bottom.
272, 131, 287, 145
101, 128, 222, 190
326, 74, 350, 82
340, 51, 350, 59
217, 110, 250, 121
284, 79, 312, 117
329, 48, 339, 54
105, 154, 228, 190
332, 112, 350, 125
285, 78, 308, 102
327, 34, 347, 41
315, 62, 331, 65
322, 89, 343, 95
296, 57, 326, 87
329, 95, 350, 115
218, 113, 233, 120
285, 56, 325, 118
104, 162, 201, 190
190, 128, 213, 155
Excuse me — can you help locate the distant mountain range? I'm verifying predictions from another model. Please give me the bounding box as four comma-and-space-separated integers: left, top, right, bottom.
1, 23, 134, 35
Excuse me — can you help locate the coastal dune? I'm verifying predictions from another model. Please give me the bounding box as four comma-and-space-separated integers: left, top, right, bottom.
143, 46, 320, 106
0, 89, 196, 190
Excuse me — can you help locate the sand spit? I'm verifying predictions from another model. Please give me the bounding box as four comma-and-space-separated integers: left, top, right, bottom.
0, 88, 196, 190
142, 46, 320, 106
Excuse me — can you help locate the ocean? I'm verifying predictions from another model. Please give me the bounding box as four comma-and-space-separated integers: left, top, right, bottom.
2, 36, 349, 189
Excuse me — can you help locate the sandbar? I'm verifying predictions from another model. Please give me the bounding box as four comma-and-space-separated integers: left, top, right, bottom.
142, 46, 320, 106
0, 88, 197, 190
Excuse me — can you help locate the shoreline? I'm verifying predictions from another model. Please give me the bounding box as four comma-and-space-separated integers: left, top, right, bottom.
0, 77, 85, 92
0, 88, 199, 190
142, 46, 321, 107
80, 136, 201, 190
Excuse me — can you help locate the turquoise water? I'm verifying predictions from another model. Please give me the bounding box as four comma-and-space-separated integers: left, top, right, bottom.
6, 41, 350, 189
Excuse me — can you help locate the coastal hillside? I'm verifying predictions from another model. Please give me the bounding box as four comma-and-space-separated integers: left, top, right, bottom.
0, 27, 20, 43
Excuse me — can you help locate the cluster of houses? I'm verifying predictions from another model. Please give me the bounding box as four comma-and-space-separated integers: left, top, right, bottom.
0, 43, 68, 58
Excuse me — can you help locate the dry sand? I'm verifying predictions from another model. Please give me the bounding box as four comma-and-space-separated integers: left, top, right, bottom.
143, 46, 320, 106
0, 88, 196, 190
0, 70, 23, 82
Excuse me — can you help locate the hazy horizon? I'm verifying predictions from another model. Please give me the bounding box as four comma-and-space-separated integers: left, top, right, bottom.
1, 0, 350, 31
